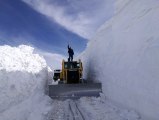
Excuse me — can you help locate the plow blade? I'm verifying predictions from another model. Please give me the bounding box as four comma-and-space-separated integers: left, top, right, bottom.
48, 83, 102, 99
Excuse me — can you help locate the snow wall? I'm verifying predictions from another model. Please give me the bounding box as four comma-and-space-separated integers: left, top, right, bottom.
0, 45, 52, 120
82, 0, 159, 119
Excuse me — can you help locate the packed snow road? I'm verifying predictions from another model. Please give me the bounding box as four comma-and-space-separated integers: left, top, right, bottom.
67, 100, 86, 120
47, 100, 88, 120
47, 96, 142, 120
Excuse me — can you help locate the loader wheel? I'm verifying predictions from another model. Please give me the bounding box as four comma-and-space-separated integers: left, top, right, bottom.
58, 81, 64, 84
79, 78, 83, 83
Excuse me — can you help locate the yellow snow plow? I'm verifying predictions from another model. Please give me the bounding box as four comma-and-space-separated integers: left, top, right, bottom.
48, 59, 102, 99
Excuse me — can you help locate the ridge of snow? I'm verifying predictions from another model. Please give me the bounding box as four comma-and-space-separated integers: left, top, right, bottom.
82, 0, 159, 119
0, 45, 46, 73
0, 45, 52, 120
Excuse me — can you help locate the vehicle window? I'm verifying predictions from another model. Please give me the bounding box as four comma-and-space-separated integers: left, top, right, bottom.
64, 64, 67, 68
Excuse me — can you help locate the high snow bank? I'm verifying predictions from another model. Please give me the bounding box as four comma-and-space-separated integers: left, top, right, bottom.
82, 0, 159, 119
0, 45, 52, 120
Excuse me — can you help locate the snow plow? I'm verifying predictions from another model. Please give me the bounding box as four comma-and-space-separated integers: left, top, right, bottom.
48, 59, 102, 99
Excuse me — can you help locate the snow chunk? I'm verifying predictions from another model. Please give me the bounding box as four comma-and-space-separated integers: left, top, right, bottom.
0, 45, 46, 73
0, 45, 50, 118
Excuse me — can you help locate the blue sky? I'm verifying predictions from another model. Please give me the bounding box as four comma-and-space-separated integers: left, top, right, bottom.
0, 0, 114, 68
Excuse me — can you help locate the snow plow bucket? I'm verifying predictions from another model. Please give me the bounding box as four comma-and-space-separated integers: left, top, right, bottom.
48, 83, 102, 99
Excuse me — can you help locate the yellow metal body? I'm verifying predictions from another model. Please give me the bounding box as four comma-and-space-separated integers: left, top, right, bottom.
59, 59, 83, 84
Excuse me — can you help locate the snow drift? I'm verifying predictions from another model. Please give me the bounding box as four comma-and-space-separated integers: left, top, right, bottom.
82, 0, 159, 119
0, 45, 52, 120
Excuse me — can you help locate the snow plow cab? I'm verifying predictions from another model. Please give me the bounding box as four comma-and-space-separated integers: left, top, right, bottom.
48, 59, 102, 99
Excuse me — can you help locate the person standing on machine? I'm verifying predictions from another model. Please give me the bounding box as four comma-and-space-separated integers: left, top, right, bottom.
68, 45, 74, 61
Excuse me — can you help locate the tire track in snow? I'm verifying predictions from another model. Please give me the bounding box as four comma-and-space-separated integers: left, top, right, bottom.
68, 101, 75, 120
68, 100, 86, 120
74, 101, 85, 120
48, 99, 88, 120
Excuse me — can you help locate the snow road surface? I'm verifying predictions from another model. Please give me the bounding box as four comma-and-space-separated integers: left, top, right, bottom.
48, 100, 88, 120
47, 96, 142, 120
